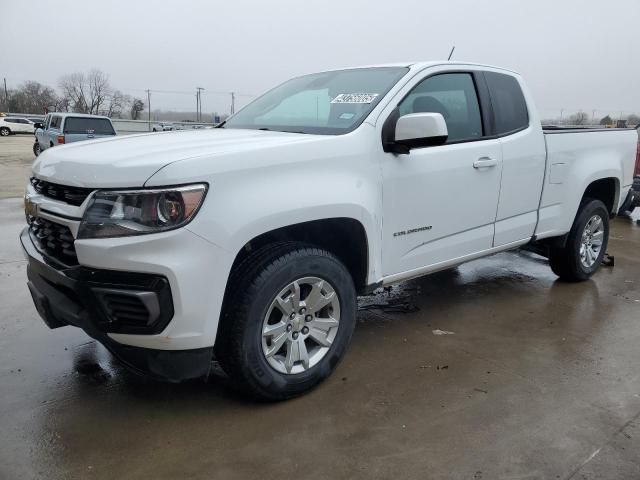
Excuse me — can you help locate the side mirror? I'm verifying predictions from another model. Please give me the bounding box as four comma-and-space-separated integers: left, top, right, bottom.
382, 109, 448, 154
33, 123, 43, 130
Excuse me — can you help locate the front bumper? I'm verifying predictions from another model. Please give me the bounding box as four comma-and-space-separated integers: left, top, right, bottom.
21, 227, 213, 382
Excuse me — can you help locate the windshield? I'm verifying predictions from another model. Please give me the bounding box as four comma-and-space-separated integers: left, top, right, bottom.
224, 67, 409, 135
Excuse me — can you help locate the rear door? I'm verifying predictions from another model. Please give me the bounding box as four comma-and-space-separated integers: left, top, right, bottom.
15, 118, 33, 133
484, 71, 546, 246
380, 70, 503, 276
63, 117, 116, 143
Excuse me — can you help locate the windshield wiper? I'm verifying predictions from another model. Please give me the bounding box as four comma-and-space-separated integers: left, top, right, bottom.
257, 127, 307, 134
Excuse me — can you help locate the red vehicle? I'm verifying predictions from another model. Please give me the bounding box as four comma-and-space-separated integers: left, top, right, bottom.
619, 127, 640, 214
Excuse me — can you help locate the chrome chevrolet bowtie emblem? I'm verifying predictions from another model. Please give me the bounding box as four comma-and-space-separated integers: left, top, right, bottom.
24, 195, 40, 217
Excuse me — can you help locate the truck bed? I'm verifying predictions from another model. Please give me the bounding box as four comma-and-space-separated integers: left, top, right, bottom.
535, 126, 638, 240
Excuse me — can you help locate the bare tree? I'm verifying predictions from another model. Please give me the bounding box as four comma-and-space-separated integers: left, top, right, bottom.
599, 115, 613, 126
7, 81, 58, 113
626, 114, 640, 126
105, 90, 131, 118
59, 72, 88, 113
130, 98, 145, 120
54, 96, 71, 112
569, 111, 589, 125
87, 69, 110, 114
58, 69, 112, 114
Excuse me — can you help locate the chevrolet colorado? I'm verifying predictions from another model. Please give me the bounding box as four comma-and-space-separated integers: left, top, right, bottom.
21, 62, 637, 399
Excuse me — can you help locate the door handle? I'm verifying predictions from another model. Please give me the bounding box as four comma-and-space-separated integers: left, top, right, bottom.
473, 157, 498, 169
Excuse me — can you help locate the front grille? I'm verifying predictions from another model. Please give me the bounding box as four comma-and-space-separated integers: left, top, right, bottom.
30, 177, 93, 206
27, 216, 78, 265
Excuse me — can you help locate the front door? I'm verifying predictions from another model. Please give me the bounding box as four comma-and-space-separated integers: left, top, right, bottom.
381, 72, 503, 276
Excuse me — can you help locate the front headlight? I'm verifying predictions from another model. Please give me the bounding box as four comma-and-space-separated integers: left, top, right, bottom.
78, 184, 207, 239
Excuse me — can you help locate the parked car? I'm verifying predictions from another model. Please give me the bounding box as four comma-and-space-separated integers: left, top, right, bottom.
152, 122, 175, 132
33, 113, 116, 156
21, 61, 638, 400
0, 117, 36, 136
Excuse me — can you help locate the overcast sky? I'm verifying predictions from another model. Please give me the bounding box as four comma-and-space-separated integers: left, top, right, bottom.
2, 0, 639, 119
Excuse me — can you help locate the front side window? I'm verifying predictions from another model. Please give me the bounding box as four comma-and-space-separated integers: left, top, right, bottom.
224, 67, 409, 135
398, 73, 483, 143
50, 116, 62, 129
484, 72, 529, 135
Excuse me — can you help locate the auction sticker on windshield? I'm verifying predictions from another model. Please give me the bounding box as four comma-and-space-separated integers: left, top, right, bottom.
331, 93, 379, 104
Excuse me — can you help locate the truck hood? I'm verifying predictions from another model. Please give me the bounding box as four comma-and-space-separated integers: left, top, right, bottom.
32, 129, 323, 188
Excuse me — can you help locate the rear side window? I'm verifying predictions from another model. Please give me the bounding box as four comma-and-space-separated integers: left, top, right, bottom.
63, 118, 115, 135
484, 72, 529, 135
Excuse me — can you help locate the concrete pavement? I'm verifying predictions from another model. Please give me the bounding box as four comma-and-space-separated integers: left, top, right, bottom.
1, 196, 639, 479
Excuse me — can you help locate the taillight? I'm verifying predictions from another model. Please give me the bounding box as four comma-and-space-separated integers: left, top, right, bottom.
57, 135, 65, 144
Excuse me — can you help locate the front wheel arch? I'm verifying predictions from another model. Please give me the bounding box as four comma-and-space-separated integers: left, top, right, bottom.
227, 218, 370, 295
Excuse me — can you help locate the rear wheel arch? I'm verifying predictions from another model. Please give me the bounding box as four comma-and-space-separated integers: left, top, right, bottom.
581, 177, 619, 216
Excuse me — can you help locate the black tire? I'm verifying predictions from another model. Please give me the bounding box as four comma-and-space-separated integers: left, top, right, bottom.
33, 142, 41, 157
216, 242, 357, 401
549, 198, 609, 281
0, 127, 10, 136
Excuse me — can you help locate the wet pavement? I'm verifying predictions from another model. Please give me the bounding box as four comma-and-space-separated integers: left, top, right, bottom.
1, 196, 640, 480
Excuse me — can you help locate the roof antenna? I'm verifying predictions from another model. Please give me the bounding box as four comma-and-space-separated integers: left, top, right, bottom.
447, 46, 456, 61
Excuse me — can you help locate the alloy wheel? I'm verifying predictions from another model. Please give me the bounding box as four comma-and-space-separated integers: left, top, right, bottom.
261, 276, 340, 374
580, 214, 605, 268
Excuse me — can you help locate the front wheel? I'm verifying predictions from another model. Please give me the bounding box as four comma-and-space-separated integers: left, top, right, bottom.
216, 242, 356, 400
33, 142, 41, 156
549, 198, 610, 281
0, 127, 10, 136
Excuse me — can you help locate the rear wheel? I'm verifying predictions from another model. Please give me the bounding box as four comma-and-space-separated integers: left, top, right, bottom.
216, 242, 356, 400
549, 198, 609, 281
0, 127, 10, 136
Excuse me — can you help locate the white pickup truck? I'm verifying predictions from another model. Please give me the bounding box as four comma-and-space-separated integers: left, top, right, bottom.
21, 62, 637, 400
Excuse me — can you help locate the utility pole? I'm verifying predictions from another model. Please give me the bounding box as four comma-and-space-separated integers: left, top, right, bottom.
146, 89, 151, 131
196, 87, 204, 122
3, 78, 7, 111
230, 92, 235, 115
